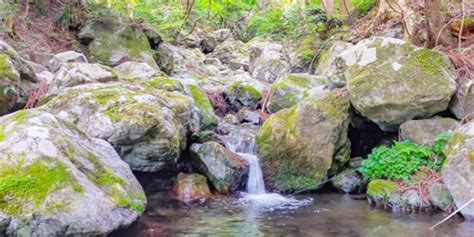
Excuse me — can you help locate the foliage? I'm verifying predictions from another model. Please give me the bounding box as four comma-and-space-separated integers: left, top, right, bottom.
359, 134, 452, 183
352, 0, 376, 15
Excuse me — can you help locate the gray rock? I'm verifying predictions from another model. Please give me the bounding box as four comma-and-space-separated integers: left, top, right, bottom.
114, 61, 160, 80
50, 63, 117, 92
0, 109, 145, 236
202, 29, 233, 52
399, 118, 457, 146
190, 142, 249, 193
249, 41, 290, 83
315, 41, 353, 77
450, 78, 474, 120
0, 40, 37, 82
429, 183, 454, 211
226, 74, 268, 110
77, 17, 158, 69
27, 60, 48, 73
331, 169, 366, 194
237, 108, 260, 125
337, 37, 456, 131
443, 120, 474, 220
48, 51, 88, 73
29, 51, 54, 67
142, 27, 162, 49
211, 40, 249, 69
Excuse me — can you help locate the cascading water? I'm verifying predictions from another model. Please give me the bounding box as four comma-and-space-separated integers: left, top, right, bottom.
221, 126, 311, 207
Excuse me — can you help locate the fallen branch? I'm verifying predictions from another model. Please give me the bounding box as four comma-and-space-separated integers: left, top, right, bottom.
430, 198, 474, 229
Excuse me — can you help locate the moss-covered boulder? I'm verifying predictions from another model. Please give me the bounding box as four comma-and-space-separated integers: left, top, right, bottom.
0, 110, 145, 236
186, 84, 219, 129
255, 89, 351, 192
226, 74, 268, 110
0, 42, 38, 115
42, 83, 198, 172
190, 142, 249, 193
249, 41, 290, 83
50, 63, 117, 93
443, 120, 474, 220
399, 117, 457, 146
173, 173, 212, 203
337, 37, 456, 131
315, 41, 353, 77
77, 17, 158, 69
367, 179, 399, 205
267, 73, 328, 113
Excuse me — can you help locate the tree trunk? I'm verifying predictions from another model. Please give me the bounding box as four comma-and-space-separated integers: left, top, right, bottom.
425, 0, 457, 47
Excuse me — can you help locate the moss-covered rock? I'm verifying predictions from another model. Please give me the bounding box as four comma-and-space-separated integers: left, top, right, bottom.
0, 109, 145, 236
267, 73, 328, 113
173, 173, 212, 203
0, 41, 37, 82
226, 74, 268, 110
315, 41, 353, 77
337, 37, 456, 131
114, 61, 160, 80
367, 179, 399, 204
50, 63, 117, 93
450, 77, 474, 120
255, 89, 351, 192
190, 142, 249, 193
187, 84, 219, 129
42, 83, 197, 172
399, 117, 457, 146
443, 120, 474, 220
249, 41, 290, 83
77, 17, 158, 69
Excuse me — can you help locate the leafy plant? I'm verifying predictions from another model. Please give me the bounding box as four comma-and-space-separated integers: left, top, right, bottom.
352, 0, 376, 16
358, 134, 452, 183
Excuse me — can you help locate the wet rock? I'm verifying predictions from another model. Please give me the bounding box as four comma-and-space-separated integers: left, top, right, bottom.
226, 74, 268, 110
0, 110, 145, 236
450, 78, 474, 120
186, 84, 219, 129
443, 120, 474, 220
77, 17, 158, 69
190, 142, 249, 193
331, 169, 366, 194
337, 37, 456, 131
367, 179, 399, 205
399, 117, 457, 146
237, 108, 260, 125
429, 183, 454, 211
50, 63, 117, 92
202, 29, 233, 53
249, 41, 290, 83
267, 73, 328, 113
173, 173, 212, 203
256, 89, 351, 192
48, 51, 88, 72
114, 61, 160, 80
42, 83, 198, 172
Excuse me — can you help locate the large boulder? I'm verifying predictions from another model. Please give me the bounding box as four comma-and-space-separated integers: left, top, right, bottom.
399, 117, 457, 146
42, 83, 198, 172
450, 78, 474, 120
255, 89, 351, 192
315, 41, 353, 88
267, 73, 328, 113
443, 120, 474, 220
0, 43, 37, 115
156, 43, 215, 78
77, 17, 158, 69
337, 37, 456, 131
190, 142, 249, 193
0, 110, 145, 236
249, 41, 290, 83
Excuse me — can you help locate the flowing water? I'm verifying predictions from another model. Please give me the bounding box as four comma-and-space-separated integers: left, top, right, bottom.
113, 123, 474, 236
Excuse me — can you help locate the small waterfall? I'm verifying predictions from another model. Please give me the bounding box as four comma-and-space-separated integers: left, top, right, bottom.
237, 153, 265, 194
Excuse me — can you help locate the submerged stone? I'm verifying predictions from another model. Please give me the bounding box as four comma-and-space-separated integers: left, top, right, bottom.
173, 173, 212, 203
331, 169, 366, 194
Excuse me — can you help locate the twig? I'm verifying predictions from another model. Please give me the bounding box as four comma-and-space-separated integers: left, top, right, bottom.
430, 198, 474, 229
459, 0, 466, 50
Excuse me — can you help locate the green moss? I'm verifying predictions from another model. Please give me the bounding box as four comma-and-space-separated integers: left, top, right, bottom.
0, 126, 5, 142
188, 84, 218, 129
0, 54, 18, 81
367, 179, 399, 201
444, 132, 465, 160
0, 158, 72, 215
10, 110, 28, 126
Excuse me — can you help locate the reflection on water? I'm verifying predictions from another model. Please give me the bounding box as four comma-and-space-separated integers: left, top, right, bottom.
112, 193, 473, 237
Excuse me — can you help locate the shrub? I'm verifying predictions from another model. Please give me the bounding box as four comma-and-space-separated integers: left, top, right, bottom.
352, 0, 376, 16
358, 133, 452, 182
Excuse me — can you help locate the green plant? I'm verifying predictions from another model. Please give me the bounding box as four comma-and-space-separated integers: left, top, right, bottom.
358, 139, 447, 183
352, 0, 376, 16
432, 132, 453, 171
